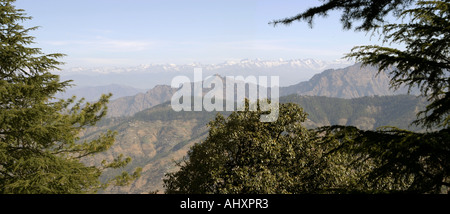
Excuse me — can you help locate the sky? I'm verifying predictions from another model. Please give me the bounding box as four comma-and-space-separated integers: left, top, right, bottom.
15, 0, 383, 68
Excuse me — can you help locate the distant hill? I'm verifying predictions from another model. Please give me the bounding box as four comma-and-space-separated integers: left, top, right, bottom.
106, 63, 417, 118
280, 63, 416, 98
56, 84, 146, 101
106, 74, 266, 117
82, 94, 427, 193
107, 85, 177, 118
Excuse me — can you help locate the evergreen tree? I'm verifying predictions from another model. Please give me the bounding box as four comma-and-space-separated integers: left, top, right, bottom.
0, 0, 140, 194
316, 126, 450, 193
270, 0, 415, 31
273, 0, 449, 129
273, 0, 450, 193
347, 0, 450, 129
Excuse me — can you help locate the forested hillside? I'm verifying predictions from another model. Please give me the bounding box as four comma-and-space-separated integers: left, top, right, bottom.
282, 95, 425, 130
81, 94, 426, 193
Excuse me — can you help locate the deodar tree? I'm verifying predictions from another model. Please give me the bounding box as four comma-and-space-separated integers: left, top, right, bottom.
0, 0, 140, 194
274, 0, 450, 193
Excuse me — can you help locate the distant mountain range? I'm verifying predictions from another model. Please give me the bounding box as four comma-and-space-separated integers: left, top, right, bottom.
58, 58, 354, 89
280, 63, 417, 98
102, 63, 417, 117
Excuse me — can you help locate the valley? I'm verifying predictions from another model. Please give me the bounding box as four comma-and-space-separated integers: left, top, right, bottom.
75, 63, 426, 193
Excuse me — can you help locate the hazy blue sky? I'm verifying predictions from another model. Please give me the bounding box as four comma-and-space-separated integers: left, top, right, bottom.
15, 0, 383, 68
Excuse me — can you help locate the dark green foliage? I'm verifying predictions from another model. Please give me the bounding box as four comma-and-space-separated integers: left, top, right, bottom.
163, 102, 367, 194
0, 0, 139, 193
266, 0, 450, 194
164, 102, 305, 193
316, 126, 450, 193
270, 0, 415, 31
347, 1, 450, 129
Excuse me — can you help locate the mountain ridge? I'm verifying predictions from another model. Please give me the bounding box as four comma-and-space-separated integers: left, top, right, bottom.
106, 63, 416, 117
280, 63, 414, 98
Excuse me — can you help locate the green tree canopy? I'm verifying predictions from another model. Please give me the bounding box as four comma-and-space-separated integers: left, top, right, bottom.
0, 0, 140, 194
164, 102, 369, 194
163, 101, 450, 194
272, 0, 450, 193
